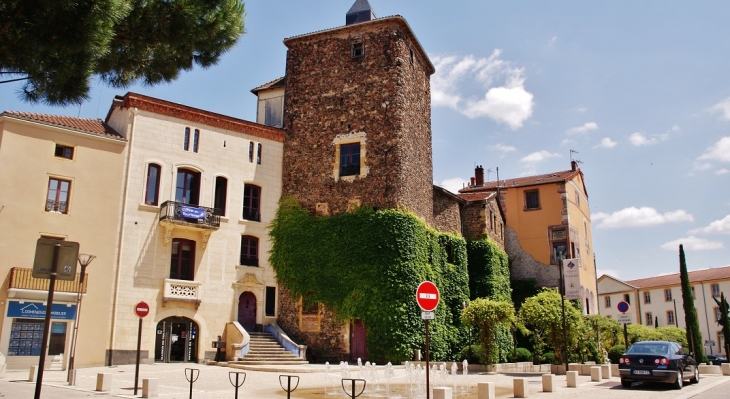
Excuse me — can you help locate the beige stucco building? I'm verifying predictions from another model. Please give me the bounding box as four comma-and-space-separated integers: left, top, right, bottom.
598, 266, 730, 356
0, 112, 126, 369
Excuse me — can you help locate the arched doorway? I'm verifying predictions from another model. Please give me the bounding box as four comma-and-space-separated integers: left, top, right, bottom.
154, 317, 199, 363
238, 292, 257, 331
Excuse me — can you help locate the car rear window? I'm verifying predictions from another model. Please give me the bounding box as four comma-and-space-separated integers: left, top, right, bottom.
627, 343, 668, 354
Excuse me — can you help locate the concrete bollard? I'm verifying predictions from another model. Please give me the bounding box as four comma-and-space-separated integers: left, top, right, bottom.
478, 381, 496, 399
513, 377, 529, 398
28, 365, 38, 382
96, 373, 113, 392
542, 374, 555, 392
600, 364, 611, 379
433, 387, 452, 399
590, 366, 602, 382
566, 370, 578, 388
142, 378, 159, 398
722, 363, 730, 376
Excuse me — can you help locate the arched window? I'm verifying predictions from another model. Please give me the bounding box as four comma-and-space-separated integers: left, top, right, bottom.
176, 168, 200, 205
243, 184, 261, 221
145, 163, 161, 205
240, 236, 259, 267
170, 239, 195, 280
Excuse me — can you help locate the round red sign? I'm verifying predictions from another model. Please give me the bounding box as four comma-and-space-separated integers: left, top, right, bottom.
416, 281, 440, 312
135, 301, 150, 318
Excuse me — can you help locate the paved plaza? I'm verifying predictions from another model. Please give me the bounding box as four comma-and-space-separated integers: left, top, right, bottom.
0, 362, 728, 398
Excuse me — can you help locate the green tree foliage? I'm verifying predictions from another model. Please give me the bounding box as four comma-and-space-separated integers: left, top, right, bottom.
461, 298, 516, 365
679, 244, 708, 362
269, 197, 474, 363
511, 278, 539, 311
518, 288, 583, 364
585, 314, 622, 354
0, 0, 246, 105
713, 293, 730, 359
625, 323, 688, 347
608, 345, 625, 364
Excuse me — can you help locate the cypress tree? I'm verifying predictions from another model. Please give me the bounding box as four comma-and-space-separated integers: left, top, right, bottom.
679, 244, 708, 363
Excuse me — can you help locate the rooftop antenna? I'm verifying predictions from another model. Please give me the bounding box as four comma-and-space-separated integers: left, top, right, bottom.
569, 149, 579, 162
487, 168, 494, 182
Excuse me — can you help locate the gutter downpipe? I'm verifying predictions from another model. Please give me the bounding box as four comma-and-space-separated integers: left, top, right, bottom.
701, 282, 712, 355
108, 107, 139, 365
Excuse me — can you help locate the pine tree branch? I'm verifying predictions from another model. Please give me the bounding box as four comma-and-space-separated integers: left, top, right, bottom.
0, 76, 29, 84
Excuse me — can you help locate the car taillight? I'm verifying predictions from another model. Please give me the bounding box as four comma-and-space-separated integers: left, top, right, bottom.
620, 357, 630, 365
654, 357, 670, 365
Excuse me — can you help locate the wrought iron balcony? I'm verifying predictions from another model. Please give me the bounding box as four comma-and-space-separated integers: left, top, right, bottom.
163, 279, 202, 308
45, 199, 67, 213
159, 201, 220, 229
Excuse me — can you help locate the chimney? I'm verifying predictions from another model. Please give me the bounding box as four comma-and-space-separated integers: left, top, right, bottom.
571, 160, 578, 171
470, 177, 476, 186
475, 165, 484, 186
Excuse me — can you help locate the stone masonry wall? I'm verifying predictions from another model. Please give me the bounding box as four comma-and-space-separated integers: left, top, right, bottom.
505, 227, 559, 287
432, 189, 462, 234
283, 20, 433, 224
462, 198, 505, 249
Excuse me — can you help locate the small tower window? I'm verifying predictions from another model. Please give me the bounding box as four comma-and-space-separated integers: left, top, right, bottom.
351, 42, 364, 58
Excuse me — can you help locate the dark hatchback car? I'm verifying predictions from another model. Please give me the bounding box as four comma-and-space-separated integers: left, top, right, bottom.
707, 354, 728, 365
618, 341, 699, 389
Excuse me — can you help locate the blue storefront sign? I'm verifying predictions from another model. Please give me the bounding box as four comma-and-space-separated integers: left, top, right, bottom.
180, 205, 206, 220
7, 301, 76, 320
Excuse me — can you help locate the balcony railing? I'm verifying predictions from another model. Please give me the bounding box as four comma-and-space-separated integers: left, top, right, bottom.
9, 267, 87, 293
163, 278, 202, 308
45, 199, 67, 213
159, 201, 220, 229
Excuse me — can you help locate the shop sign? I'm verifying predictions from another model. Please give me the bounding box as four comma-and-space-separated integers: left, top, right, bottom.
7, 301, 76, 320
180, 206, 206, 220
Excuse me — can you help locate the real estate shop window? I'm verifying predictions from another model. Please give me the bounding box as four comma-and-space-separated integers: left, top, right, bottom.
170, 239, 195, 280
46, 178, 71, 214
240, 235, 259, 267
214, 176, 227, 216
524, 190, 540, 210
145, 164, 161, 205
54, 144, 74, 160
242, 184, 261, 222
175, 168, 200, 205
339, 143, 360, 176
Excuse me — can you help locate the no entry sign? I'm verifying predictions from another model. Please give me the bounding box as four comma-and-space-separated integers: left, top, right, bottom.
416, 281, 440, 312
135, 301, 150, 318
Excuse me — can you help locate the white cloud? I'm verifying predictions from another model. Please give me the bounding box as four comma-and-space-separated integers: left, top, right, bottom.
629, 132, 668, 146
671, 124, 681, 132
593, 207, 694, 229
697, 136, 730, 163
431, 50, 534, 130
566, 122, 598, 135
439, 177, 469, 194
561, 138, 574, 146
716, 168, 730, 175
572, 106, 587, 113
520, 150, 561, 166
690, 214, 730, 235
660, 236, 724, 251
694, 162, 713, 171
491, 143, 517, 153
710, 97, 730, 120
548, 36, 558, 46
594, 137, 617, 149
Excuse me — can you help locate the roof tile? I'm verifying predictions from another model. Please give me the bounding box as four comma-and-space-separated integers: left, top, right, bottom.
2, 111, 124, 140
624, 265, 730, 289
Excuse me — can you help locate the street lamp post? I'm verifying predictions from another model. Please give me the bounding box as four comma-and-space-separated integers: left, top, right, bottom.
67, 253, 95, 385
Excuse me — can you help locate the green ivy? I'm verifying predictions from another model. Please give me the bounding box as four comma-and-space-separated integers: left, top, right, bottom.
269, 197, 477, 363
467, 239, 511, 302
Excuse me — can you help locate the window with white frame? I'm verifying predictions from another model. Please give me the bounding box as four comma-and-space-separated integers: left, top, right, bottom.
644, 291, 651, 304
665, 288, 672, 301
712, 283, 720, 297
645, 312, 653, 325
667, 310, 675, 325
604, 296, 611, 308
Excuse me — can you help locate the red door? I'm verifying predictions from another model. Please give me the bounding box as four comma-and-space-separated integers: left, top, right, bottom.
350, 319, 367, 361
238, 292, 257, 331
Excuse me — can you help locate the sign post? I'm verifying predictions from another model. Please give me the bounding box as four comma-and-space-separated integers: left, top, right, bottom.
416, 281, 439, 399
616, 301, 631, 348
134, 301, 150, 395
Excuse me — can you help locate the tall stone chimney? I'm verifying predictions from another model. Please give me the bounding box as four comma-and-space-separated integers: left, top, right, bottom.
475, 165, 484, 186
571, 160, 578, 171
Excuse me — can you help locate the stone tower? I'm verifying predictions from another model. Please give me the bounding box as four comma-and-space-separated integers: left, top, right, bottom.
281, 1, 435, 224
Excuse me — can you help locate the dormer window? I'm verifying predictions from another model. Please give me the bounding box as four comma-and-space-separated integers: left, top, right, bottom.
351, 42, 364, 58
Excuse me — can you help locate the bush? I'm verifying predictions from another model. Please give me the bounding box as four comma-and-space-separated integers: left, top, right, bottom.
459, 344, 483, 365
541, 352, 555, 364
512, 347, 532, 362
608, 345, 626, 364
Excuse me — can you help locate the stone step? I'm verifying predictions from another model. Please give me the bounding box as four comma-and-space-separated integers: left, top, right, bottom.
229, 359, 309, 366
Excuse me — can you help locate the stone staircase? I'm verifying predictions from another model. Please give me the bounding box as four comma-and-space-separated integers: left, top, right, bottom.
229, 332, 308, 365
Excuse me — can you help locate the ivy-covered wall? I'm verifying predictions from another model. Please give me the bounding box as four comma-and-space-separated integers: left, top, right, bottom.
270, 197, 474, 363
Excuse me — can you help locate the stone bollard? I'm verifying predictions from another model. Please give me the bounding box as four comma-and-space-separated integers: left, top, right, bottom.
722, 363, 730, 376
433, 387, 452, 399
590, 366, 602, 382
28, 365, 38, 382
478, 381, 496, 399
600, 364, 611, 379
542, 374, 555, 392
142, 378, 159, 398
567, 370, 578, 388
513, 377, 529, 398
96, 373, 113, 392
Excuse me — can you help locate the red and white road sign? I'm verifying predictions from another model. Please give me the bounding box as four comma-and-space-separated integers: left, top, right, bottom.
135, 301, 150, 318
416, 281, 440, 312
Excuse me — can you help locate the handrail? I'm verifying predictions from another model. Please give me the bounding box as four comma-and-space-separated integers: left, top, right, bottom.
265, 324, 307, 359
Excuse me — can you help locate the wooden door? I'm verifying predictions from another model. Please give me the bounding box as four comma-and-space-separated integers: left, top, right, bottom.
238, 292, 257, 331
350, 319, 367, 361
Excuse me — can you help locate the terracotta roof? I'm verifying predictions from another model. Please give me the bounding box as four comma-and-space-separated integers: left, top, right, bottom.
459, 169, 581, 193
110, 92, 285, 143
283, 15, 435, 75
433, 185, 466, 204
458, 191, 497, 202
251, 76, 286, 94
623, 265, 730, 289
2, 111, 124, 140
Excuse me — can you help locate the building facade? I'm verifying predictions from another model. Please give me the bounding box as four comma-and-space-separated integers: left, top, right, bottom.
598, 267, 730, 356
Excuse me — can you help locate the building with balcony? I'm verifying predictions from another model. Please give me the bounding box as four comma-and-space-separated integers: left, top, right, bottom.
0, 111, 126, 369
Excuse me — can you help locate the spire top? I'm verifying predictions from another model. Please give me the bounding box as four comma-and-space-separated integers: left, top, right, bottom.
346, 0, 376, 25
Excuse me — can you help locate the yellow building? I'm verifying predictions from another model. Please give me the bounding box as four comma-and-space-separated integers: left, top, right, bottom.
460, 161, 598, 314
0, 112, 126, 369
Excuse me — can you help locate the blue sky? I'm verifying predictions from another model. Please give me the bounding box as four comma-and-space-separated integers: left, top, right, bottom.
2, 1, 729, 281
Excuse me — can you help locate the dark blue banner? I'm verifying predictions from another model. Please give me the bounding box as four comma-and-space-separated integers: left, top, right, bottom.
180, 205, 206, 220
7, 301, 76, 320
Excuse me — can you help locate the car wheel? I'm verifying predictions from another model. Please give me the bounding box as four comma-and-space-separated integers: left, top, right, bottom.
673, 369, 683, 390
621, 378, 632, 388
689, 366, 700, 384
